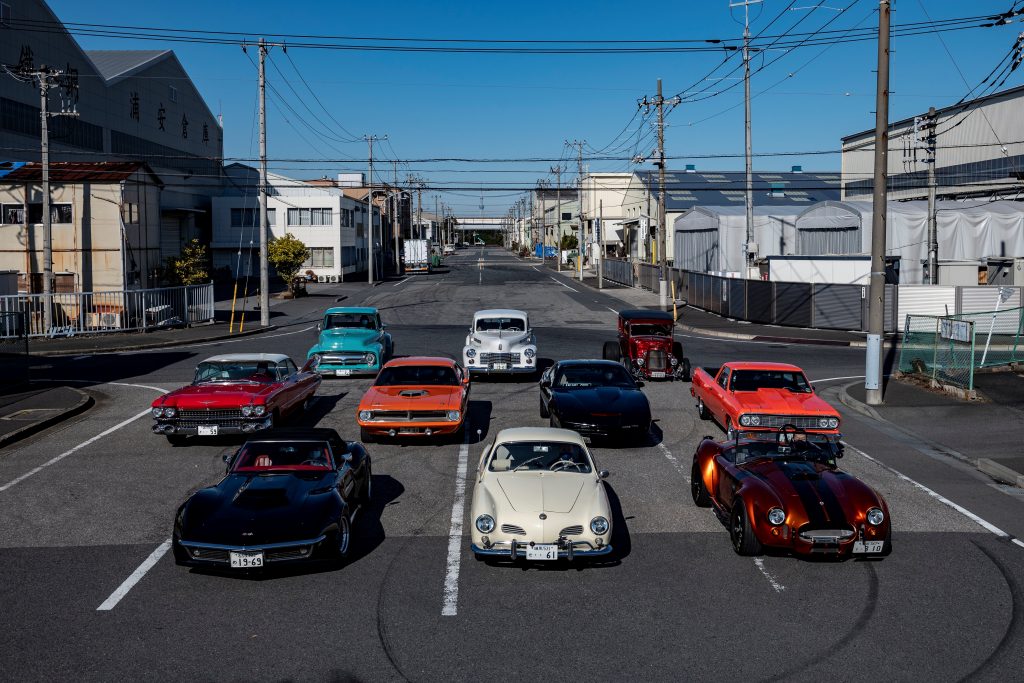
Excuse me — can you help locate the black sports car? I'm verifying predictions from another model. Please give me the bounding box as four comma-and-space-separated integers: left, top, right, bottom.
539, 360, 652, 442
173, 428, 371, 569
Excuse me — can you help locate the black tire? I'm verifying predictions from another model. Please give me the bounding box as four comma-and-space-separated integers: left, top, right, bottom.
691, 461, 712, 507
539, 396, 550, 418
359, 464, 373, 505
681, 357, 692, 382
602, 341, 621, 362
730, 500, 763, 556
328, 516, 352, 562
359, 426, 375, 444
166, 434, 187, 447
697, 398, 710, 420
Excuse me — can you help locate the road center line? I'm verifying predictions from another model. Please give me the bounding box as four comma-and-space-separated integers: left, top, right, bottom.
811, 375, 866, 384
657, 443, 689, 483
392, 277, 411, 287
845, 443, 1024, 549
97, 539, 171, 611
549, 276, 578, 292
441, 440, 470, 617
753, 558, 786, 592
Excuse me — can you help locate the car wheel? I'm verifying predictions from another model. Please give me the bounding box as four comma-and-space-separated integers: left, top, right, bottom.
359, 426, 375, 444
691, 461, 712, 508
726, 417, 735, 440
166, 434, 187, 447
697, 398, 710, 420
730, 500, 763, 556
539, 396, 550, 418
330, 516, 352, 561
359, 464, 373, 504
602, 341, 620, 362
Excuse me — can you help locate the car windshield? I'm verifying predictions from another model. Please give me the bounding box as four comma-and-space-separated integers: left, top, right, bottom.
730, 369, 811, 393
194, 361, 281, 384
376, 365, 458, 386
325, 313, 377, 330
727, 434, 840, 465
476, 317, 525, 332
629, 323, 671, 336
555, 364, 636, 389
489, 441, 592, 473
232, 441, 333, 472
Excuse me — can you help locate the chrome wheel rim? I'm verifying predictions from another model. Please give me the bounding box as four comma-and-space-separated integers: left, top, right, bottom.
732, 510, 743, 550
338, 518, 350, 556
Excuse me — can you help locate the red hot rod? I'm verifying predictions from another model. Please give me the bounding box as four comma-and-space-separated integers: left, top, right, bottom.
603, 309, 691, 381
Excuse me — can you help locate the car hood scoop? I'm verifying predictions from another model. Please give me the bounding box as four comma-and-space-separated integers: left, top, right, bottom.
495, 474, 584, 513
399, 389, 429, 397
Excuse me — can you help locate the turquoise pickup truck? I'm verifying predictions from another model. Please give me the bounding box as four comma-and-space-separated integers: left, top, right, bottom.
307, 307, 393, 377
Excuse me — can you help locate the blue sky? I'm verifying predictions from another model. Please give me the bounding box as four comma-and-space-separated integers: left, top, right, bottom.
50, 0, 1024, 215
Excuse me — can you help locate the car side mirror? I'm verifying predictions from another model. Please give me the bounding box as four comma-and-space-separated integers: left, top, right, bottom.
539, 378, 550, 388
340, 451, 353, 463
598, 469, 610, 479
316, 323, 322, 332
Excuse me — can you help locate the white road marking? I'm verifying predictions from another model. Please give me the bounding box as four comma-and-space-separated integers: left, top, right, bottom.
846, 444, 1023, 549
675, 332, 794, 346
606, 306, 619, 314
811, 375, 865, 384
155, 324, 317, 350
657, 443, 689, 483
0, 407, 154, 492
441, 440, 470, 617
96, 539, 172, 611
753, 557, 786, 593
549, 276, 578, 292
392, 277, 411, 287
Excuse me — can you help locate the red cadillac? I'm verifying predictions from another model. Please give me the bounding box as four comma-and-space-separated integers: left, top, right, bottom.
151, 353, 321, 445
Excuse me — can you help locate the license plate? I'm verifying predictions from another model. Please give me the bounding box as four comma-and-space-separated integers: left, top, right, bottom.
526, 544, 559, 560
198, 425, 218, 436
853, 540, 884, 554
492, 363, 508, 371
651, 371, 666, 378
229, 550, 263, 568
335, 369, 351, 377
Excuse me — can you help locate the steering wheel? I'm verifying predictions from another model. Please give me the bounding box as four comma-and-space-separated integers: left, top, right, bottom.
300, 459, 325, 467
549, 459, 584, 472
777, 424, 802, 447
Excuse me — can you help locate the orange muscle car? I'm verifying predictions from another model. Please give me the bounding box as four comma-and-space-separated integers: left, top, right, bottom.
356, 357, 469, 442
690, 362, 840, 438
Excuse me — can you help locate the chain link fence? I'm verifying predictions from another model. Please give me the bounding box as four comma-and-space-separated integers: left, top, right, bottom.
898, 314, 977, 391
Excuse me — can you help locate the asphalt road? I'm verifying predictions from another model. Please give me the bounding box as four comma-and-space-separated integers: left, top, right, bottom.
3, 247, 1024, 682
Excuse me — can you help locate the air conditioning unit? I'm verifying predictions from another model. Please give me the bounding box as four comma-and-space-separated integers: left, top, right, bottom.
318, 275, 327, 283
330, 275, 339, 283
87, 312, 121, 329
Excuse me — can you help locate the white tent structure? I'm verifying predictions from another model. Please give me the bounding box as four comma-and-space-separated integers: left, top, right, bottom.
673, 206, 803, 275
794, 200, 1024, 284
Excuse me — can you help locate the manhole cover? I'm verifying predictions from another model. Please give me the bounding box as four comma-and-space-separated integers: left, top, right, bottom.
2, 409, 62, 421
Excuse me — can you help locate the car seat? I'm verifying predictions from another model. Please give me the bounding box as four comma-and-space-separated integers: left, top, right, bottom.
254, 455, 273, 468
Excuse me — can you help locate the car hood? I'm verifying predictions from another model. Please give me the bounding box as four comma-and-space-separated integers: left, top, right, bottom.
469, 330, 533, 349
733, 388, 838, 416
181, 473, 339, 545
314, 328, 383, 351
630, 335, 672, 350
360, 384, 463, 410
552, 386, 649, 416
158, 383, 273, 408
743, 459, 880, 526
491, 472, 597, 513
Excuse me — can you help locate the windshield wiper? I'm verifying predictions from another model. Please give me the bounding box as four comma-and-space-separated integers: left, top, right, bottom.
512, 455, 548, 471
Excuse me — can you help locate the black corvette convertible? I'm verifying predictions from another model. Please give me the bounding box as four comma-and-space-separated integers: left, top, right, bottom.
173, 428, 371, 569
539, 359, 652, 442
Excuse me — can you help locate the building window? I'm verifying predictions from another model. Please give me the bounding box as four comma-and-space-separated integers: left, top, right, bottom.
231, 207, 275, 227
169, 85, 178, 103
561, 212, 571, 221
303, 247, 335, 268
122, 203, 139, 224
9, 203, 72, 224
287, 207, 331, 226
2, 204, 23, 224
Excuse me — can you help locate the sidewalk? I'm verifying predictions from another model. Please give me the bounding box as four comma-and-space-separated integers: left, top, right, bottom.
0, 385, 92, 448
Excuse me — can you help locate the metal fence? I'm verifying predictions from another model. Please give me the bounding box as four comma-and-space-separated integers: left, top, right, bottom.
0, 312, 29, 390
0, 283, 215, 338
602, 258, 635, 287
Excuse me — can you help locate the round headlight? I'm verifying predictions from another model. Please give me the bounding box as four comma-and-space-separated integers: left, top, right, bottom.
819, 417, 830, 429
475, 514, 495, 534
163, 407, 176, 418
365, 352, 377, 366
446, 410, 461, 422
251, 405, 266, 417
151, 407, 164, 418
358, 410, 373, 421
523, 348, 536, 359
767, 507, 786, 525
240, 405, 253, 417
466, 348, 476, 358
828, 417, 840, 429
590, 516, 609, 535
670, 356, 679, 366
866, 507, 885, 526
740, 414, 757, 426
749, 415, 760, 426
636, 356, 645, 367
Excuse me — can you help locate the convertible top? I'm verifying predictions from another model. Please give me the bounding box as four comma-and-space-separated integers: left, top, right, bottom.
246, 427, 350, 453
618, 309, 674, 322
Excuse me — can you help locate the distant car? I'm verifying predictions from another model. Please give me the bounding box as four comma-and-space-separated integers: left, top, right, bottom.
151, 353, 321, 445
172, 428, 372, 569
356, 357, 470, 442
307, 307, 393, 377
539, 360, 651, 442
470, 427, 613, 562
443, 244, 456, 256
690, 362, 840, 439
691, 426, 891, 558
603, 309, 690, 381
463, 309, 538, 375
474, 239, 485, 246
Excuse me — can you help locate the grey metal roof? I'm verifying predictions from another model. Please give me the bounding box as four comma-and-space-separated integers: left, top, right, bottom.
85, 50, 171, 81
635, 170, 841, 211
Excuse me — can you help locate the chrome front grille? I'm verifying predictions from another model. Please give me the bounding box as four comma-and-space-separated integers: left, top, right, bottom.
479, 352, 521, 365
799, 527, 855, 542
320, 353, 368, 366
646, 349, 669, 372
559, 525, 584, 536
176, 409, 244, 427
501, 524, 526, 536
190, 547, 229, 562
751, 415, 836, 430
266, 547, 313, 561
366, 410, 448, 422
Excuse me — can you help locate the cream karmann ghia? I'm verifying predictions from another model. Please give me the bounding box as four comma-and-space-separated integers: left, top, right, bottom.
470, 427, 614, 561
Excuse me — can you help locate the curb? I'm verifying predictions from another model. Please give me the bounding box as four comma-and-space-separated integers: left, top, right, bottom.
837, 380, 1024, 489
0, 387, 94, 449
28, 325, 277, 357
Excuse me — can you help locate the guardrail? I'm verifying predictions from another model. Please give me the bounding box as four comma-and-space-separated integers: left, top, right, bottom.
0, 283, 215, 338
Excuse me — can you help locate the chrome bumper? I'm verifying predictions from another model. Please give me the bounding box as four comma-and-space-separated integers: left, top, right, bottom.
176, 534, 328, 563
466, 365, 536, 374
471, 540, 613, 560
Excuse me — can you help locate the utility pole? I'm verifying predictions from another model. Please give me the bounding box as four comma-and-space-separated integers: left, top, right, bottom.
416, 181, 423, 240
552, 165, 563, 272
364, 134, 386, 284
598, 199, 604, 289
392, 161, 400, 272
639, 80, 681, 306
732, 0, 761, 276
434, 194, 439, 245
866, 0, 891, 406
566, 140, 586, 282
924, 107, 938, 285
256, 39, 277, 327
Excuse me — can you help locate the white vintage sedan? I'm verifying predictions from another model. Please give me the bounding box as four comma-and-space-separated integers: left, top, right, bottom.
463, 309, 538, 375
469, 427, 614, 561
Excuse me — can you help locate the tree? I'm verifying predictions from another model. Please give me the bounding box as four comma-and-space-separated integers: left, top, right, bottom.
559, 234, 578, 250
268, 233, 310, 294
166, 238, 209, 285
